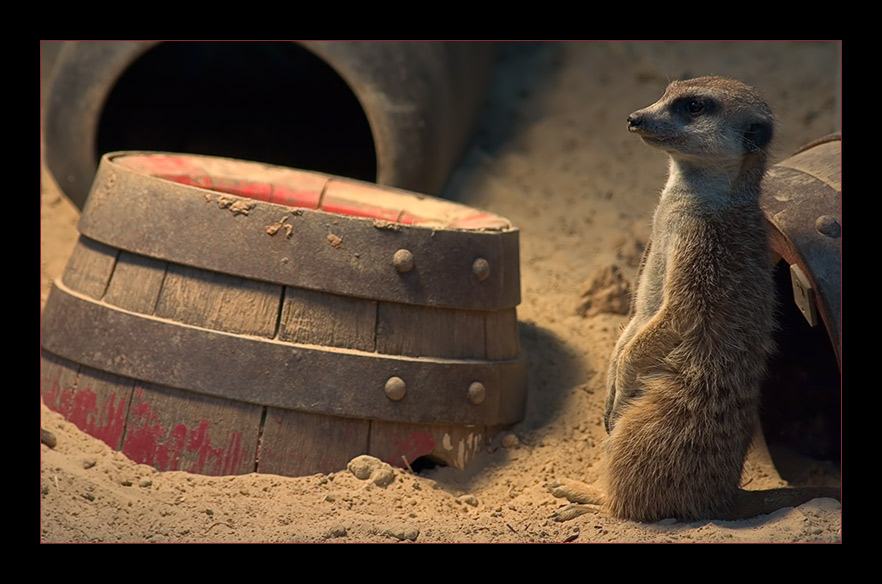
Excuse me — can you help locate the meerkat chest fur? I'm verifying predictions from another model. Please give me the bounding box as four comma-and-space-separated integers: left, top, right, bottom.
603, 76, 780, 522
636, 154, 772, 320
642, 156, 777, 366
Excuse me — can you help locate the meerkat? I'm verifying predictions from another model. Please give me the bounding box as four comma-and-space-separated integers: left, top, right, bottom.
597, 76, 840, 522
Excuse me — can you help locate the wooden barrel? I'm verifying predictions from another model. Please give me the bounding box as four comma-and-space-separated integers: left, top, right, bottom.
757, 134, 841, 464
40, 152, 526, 477
760, 134, 841, 369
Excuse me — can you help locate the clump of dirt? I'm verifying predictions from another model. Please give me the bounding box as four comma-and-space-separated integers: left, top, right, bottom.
575, 264, 631, 317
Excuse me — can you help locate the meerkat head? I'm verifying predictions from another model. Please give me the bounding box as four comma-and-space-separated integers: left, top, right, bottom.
627, 76, 774, 164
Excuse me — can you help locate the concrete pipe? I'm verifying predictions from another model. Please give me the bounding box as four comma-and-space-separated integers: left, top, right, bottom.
42, 41, 498, 210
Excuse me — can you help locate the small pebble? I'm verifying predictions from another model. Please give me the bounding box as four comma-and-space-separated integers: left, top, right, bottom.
371, 466, 395, 487
324, 525, 348, 539
40, 428, 57, 448
502, 433, 520, 449
348, 455, 378, 480
383, 526, 419, 541
327, 233, 343, 248
347, 455, 396, 487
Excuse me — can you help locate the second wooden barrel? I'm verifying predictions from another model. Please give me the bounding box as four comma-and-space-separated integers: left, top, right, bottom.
40, 152, 526, 477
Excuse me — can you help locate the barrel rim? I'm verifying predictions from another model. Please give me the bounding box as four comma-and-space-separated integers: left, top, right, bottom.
107, 151, 517, 232
77, 151, 523, 311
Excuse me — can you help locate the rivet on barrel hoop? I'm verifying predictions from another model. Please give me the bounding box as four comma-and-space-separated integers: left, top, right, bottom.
393, 249, 415, 273
815, 215, 841, 238
467, 381, 486, 405
385, 376, 407, 401
472, 257, 490, 281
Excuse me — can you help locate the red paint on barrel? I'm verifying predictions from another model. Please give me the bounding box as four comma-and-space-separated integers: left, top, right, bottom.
121, 388, 249, 475
121, 392, 167, 469
388, 431, 436, 467
40, 369, 128, 450
185, 419, 247, 476
269, 185, 321, 209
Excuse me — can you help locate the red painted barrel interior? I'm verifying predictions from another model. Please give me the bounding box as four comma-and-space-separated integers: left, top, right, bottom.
114, 153, 508, 230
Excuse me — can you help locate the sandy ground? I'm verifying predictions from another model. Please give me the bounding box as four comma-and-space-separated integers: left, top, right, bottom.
40, 41, 842, 543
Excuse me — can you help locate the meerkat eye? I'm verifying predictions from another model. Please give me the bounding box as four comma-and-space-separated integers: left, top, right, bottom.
685, 99, 704, 114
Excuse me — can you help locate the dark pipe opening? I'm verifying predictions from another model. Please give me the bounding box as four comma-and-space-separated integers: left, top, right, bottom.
96, 41, 377, 183
761, 261, 841, 480
409, 455, 445, 474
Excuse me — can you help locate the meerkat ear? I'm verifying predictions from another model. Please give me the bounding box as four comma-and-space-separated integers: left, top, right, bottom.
743, 121, 773, 153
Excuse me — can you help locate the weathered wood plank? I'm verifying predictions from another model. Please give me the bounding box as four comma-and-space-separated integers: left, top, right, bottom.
257, 407, 370, 476
278, 287, 377, 351
154, 263, 283, 337
103, 251, 167, 314
60, 236, 117, 299
485, 308, 520, 360
376, 302, 486, 359
120, 382, 262, 476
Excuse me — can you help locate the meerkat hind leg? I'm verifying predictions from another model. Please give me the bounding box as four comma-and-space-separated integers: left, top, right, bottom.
553, 503, 600, 522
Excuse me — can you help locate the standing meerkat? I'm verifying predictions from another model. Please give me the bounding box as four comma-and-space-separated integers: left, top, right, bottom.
600, 76, 840, 522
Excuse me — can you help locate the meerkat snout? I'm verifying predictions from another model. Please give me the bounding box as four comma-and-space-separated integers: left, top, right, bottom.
626, 78, 776, 160
626, 113, 642, 132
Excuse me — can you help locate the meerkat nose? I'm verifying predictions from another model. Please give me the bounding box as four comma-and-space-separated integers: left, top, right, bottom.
627, 113, 643, 132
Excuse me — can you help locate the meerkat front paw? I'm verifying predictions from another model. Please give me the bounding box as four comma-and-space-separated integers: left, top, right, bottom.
605, 356, 639, 432
547, 479, 605, 522
603, 383, 617, 432
614, 353, 636, 398
604, 355, 624, 432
